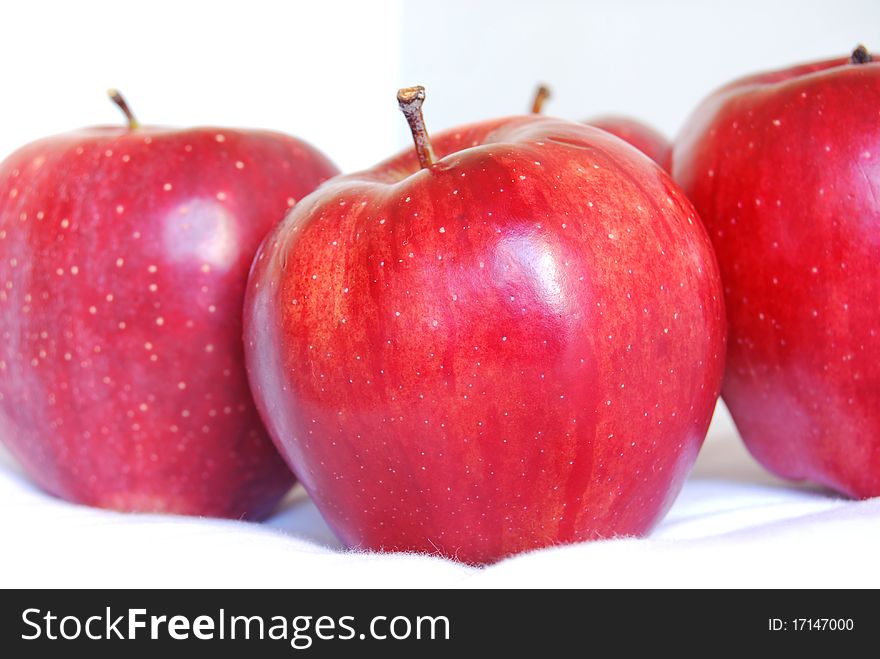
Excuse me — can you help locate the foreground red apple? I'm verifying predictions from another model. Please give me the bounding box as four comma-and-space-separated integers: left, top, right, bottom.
0, 91, 338, 517
673, 46, 880, 497
531, 85, 672, 171
245, 86, 726, 563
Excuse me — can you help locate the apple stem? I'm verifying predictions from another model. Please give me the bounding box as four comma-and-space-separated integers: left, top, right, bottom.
531, 84, 551, 114
397, 86, 436, 169
851, 45, 872, 64
107, 89, 140, 130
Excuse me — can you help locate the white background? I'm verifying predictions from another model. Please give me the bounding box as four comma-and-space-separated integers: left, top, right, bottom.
1, 1, 879, 587
1, 1, 875, 171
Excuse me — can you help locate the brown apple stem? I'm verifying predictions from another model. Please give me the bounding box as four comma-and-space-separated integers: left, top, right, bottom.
107, 89, 140, 130
851, 44, 872, 64
531, 84, 551, 114
397, 86, 436, 169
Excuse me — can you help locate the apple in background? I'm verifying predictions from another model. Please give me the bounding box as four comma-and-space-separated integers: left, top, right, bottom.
585, 117, 672, 172
531, 84, 672, 171
673, 45, 880, 498
245, 86, 726, 564
0, 91, 339, 518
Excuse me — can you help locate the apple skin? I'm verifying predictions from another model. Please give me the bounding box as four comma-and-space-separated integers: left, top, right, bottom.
0, 124, 338, 518
245, 114, 726, 563
673, 52, 880, 497
586, 116, 672, 172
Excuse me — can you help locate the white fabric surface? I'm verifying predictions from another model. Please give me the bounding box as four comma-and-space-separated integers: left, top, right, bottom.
2, 402, 877, 588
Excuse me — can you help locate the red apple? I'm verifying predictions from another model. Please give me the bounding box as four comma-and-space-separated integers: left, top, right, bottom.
245, 86, 726, 563
531, 85, 672, 171
0, 91, 339, 518
673, 45, 880, 497
585, 116, 672, 172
